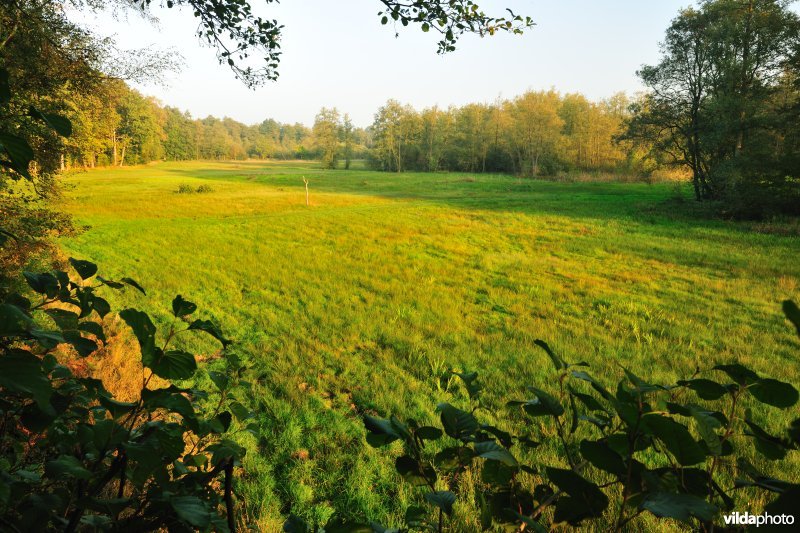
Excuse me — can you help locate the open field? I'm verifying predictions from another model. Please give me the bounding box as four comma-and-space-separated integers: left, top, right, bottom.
61, 160, 800, 529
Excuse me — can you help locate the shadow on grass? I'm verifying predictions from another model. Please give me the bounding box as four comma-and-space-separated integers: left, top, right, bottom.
158, 161, 736, 224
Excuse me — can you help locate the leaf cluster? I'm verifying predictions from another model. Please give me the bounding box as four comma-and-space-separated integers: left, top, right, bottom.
0, 258, 256, 532
290, 303, 800, 532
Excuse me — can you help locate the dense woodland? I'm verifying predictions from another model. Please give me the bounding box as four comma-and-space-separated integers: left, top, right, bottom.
60, 82, 639, 177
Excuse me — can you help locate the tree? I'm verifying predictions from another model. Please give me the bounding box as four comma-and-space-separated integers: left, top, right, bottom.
312, 108, 341, 170
341, 113, 354, 170
507, 90, 564, 176
371, 100, 422, 172
629, 0, 800, 213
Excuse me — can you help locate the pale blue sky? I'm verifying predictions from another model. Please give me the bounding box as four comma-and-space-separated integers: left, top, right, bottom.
77, 1, 695, 126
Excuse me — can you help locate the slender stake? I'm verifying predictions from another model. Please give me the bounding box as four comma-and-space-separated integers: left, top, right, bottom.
302, 176, 309, 206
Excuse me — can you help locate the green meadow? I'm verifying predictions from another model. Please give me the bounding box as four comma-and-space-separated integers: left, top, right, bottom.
61, 160, 800, 530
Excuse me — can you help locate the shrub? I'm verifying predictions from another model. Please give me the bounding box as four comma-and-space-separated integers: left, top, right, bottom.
0, 259, 256, 531
176, 184, 214, 194
286, 302, 800, 531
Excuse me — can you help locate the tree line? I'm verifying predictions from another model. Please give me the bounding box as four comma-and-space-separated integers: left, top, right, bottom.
60, 81, 370, 168
365, 92, 643, 175
61, 82, 646, 177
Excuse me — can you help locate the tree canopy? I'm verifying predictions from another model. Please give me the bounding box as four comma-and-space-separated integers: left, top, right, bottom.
628, 0, 800, 216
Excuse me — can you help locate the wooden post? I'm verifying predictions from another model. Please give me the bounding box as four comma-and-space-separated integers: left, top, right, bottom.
303, 176, 309, 206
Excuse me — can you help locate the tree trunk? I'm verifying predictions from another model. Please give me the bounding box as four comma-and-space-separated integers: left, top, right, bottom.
112, 131, 118, 166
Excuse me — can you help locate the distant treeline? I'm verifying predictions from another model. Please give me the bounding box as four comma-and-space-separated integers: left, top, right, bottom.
365, 92, 646, 175
62, 79, 649, 176
61, 80, 370, 168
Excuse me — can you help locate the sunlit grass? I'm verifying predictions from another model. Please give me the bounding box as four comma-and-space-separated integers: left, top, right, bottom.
61, 160, 800, 529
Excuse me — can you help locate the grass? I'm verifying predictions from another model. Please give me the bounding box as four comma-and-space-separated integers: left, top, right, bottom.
60, 160, 800, 530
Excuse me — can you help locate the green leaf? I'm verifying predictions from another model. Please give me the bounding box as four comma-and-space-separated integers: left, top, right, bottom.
640, 492, 717, 522
622, 366, 664, 393
534, 339, 566, 370
98, 396, 138, 419
546, 467, 609, 524
63, 330, 98, 357
764, 486, 800, 519
68, 258, 97, 280
45, 455, 91, 481
172, 294, 197, 317
783, 300, 800, 337
0, 303, 34, 335
579, 440, 626, 476
438, 403, 479, 439
207, 370, 229, 391
395, 455, 435, 486
0, 133, 34, 178
642, 414, 706, 465
150, 349, 197, 380
121, 277, 146, 295
569, 387, 606, 412
474, 441, 518, 466
0, 349, 52, 409
120, 309, 157, 365
691, 408, 722, 456
92, 296, 111, 318
170, 495, 211, 528
363, 415, 410, 447
749, 379, 799, 409
522, 388, 564, 417
142, 387, 196, 422
28, 106, 72, 137
44, 308, 79, 330
416, 426, 443, 440
188, 319, 231, 347
23, 272, 59, 297
78, 321, 105, 341
424, 491, 456, 516
678, 379, 728, 400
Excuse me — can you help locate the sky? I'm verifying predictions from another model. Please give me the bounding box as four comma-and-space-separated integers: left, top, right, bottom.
73, 0, 694, 127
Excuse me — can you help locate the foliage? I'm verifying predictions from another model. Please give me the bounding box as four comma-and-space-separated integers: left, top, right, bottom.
0, 258, 254, 531
74, 0, 533, 87
176, 183, 213, 194
628, 0, 800, 216
0, 66, 75, 295
319, 303, 800, 532
369, 91, 641, 176
312, 108, 343, 170
376, 0, 533, 54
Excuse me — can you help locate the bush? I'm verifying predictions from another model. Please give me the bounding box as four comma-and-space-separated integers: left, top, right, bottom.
287, 302, 800, 532
0, 259, 257, 531
176, 184, 214, 194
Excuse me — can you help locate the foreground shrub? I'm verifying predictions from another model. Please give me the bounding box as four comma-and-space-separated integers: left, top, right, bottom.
286, 302, 800, 531
0, 259, 256, 531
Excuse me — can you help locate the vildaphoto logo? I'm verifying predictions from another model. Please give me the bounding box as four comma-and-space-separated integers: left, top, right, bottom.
723, 512, 795, 527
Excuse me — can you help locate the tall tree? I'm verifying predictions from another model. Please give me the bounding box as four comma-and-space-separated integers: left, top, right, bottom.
312, 108, 342, 170
629, 0, 800, 211
342, 113, 354, 170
